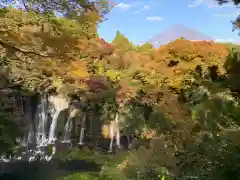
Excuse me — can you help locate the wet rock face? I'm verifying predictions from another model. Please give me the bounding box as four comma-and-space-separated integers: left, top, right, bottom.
0, 92, 83, 162
12, 94, 77, 146
1, 91, 133, 163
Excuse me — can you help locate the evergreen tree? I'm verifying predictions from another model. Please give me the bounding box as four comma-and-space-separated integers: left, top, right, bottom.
112, 30, 134, 51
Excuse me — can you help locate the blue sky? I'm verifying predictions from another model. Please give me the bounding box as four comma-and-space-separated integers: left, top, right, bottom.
98, 0, 240, 44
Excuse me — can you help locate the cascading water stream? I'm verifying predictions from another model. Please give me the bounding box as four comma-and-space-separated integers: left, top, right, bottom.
15, 95, 28, 147
109, 111, 120, 152
62, 108, 78, 143
36, 95, 48, 147
0, 93, 89, 163
79, 114, 86, 145
62, 117, 73, 143
15, 95, 35, 147
48, 95, 69, 144
26, 95, 70, 162
115, 112, 121, 148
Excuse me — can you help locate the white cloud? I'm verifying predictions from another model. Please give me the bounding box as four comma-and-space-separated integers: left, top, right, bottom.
143, 5, 150, 10
115, 3, 132, 10
188, 0, 205, 8
133, 5, 150, 14
146, 16, 163, 22
215, 38, 240, 44
115, 2, 150, 12
213, 11, 239, 18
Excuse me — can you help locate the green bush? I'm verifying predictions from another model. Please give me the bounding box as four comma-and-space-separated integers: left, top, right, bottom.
58, 172, 99, 180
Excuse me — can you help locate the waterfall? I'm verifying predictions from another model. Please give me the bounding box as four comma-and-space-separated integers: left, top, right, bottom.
79, 114, 86, 145
48, 95, 69, 144
14, 94, 36, 146
115, 112, 121, 148
36, 95, 48, 147
62, 108, 79, 143
27, 94, 70, 162
109, 111, 121, 152
0, 92, 86, 163
62, 117, 72, 143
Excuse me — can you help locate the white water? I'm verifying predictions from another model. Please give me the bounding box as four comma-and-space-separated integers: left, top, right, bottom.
0, 93, 128, 162
79, 114, 86, 145
109, 111, 121, 152
0, 93, 86, 163
48, 95, 69, 144
26, 94, 71, 162
62, 108, 79, 143
62, 118, 72, 143
36, 95, 48, 146
26, 98, 36, 145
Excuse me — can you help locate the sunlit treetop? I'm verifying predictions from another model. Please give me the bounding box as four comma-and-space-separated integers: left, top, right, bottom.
0, 0, 113, 21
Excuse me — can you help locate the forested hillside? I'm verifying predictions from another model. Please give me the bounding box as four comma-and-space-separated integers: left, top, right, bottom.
0, 0, 240, 180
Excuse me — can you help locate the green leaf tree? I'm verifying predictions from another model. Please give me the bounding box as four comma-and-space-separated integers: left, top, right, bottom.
112, 30, 135, 51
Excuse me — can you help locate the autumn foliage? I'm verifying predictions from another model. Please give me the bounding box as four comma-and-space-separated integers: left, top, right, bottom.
1, 2, 240, 180
0, 6, 232, 102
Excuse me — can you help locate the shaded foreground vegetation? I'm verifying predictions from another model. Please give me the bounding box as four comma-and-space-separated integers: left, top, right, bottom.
0, 0, 240, 180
